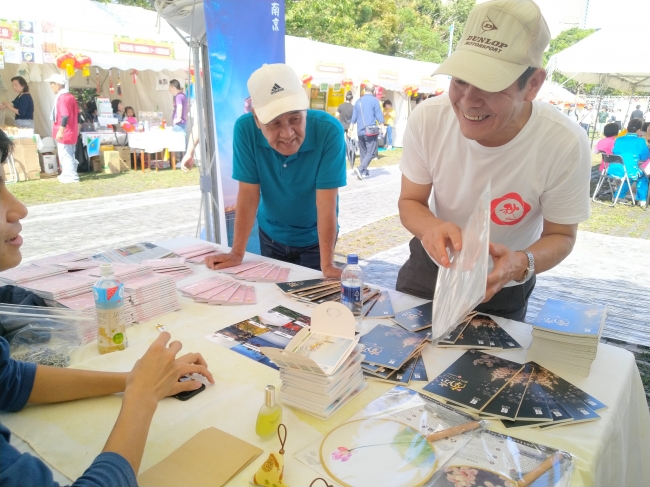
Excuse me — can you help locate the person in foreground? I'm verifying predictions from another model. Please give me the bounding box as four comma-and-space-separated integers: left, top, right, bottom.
205, 64, 346, 278
396, 0, 591, 321
0, 130, 214, 486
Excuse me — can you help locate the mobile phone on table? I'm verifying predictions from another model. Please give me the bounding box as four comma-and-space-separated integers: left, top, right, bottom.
173, 375, 206, 401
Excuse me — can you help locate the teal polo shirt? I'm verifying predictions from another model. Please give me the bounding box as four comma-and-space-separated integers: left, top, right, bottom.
232, 110, 347, 247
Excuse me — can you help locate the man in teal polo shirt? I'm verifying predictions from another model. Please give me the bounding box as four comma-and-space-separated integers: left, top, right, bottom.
205, 64, 346, 278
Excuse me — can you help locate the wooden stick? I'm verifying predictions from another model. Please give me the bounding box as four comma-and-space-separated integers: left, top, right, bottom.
172, 151, 176, 171
516, 452, 564, 487
426, 420, 481, 442
140, 150, 145, 172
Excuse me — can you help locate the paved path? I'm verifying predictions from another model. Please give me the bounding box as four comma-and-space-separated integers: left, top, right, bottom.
20, 165, 403, 262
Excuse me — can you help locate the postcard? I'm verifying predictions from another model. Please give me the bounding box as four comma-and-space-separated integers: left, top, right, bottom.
359, 323, 426, 370
391, 302, 432, 332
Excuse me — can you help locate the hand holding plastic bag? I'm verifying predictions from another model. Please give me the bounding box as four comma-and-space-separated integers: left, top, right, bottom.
430, 187, 490, 341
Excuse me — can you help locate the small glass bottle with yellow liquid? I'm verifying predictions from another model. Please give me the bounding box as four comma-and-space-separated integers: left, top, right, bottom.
256, 385, 282, 438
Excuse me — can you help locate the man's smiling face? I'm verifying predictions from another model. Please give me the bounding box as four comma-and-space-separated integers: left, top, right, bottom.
449, 76, 533, 147
254, 110, 306, 156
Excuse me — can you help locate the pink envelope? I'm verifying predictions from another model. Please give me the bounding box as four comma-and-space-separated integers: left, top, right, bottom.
219, 261, 268, 275
192, 282, 237, 302
180, 277, 231, 296
208, 283, 241, 304
224, 285, 247, 305
237, 263, 274, 280
243, 286, 257, 304
275, 268, 290, 282
260, 265, 281, 282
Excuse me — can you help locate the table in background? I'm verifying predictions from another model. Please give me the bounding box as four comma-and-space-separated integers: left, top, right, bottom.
127, 130, 186, 172
4, 236, 649, 487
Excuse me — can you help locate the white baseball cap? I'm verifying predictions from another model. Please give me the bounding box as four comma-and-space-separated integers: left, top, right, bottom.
44, 73, 66, 86
247, 64, 309, 124
434, 0, 550, 93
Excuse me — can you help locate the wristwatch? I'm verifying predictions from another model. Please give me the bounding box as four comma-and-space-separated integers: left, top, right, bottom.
515, 250, 535, 283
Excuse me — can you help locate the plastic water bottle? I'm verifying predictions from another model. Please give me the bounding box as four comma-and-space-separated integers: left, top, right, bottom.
341, 254, 363, 319
93, 263, 128, 354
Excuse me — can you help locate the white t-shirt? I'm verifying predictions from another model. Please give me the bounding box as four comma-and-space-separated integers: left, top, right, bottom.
400, 95, 591, 285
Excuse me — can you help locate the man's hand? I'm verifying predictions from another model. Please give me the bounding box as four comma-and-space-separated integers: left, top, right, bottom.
56, 127, 65, 142
205, 251, 243, 270
484, 243, 528, 302
420, 221, 462, 268
322, 264, 342, 279
125, 332, 214, 403
180, 150, 194, 172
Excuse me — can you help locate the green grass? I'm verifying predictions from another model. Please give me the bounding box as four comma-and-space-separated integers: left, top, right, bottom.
373, 148, 402, 168
8, 169, 199, 206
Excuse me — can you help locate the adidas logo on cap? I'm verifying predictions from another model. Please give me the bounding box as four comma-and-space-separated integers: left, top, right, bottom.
270, 83, 284, 95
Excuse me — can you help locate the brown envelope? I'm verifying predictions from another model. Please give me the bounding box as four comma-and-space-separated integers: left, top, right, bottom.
138, 427, 263, 487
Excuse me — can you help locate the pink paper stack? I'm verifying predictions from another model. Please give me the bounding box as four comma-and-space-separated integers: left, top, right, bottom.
179, 275, 257, 306
123, 273, 181, 323
173, 243, 221, 265
0, 264, 68, 286
141, 258, 194, 281
219, 261, 290, 283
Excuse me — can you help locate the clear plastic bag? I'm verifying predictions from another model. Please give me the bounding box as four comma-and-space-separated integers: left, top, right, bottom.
0, 304, 94, 367
426, 429, 574, 487
431, 186, 491, 341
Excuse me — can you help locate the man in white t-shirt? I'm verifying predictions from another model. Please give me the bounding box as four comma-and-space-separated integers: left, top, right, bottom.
396, 0, 591, 321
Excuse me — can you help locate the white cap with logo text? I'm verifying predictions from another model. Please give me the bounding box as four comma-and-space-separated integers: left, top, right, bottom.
247, 63, 309, 124
434, 0, 550, 92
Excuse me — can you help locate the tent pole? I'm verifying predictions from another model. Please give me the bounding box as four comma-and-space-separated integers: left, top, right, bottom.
591, 74, 607, 148
192, 39, 218, 243
623, 85, 636, 129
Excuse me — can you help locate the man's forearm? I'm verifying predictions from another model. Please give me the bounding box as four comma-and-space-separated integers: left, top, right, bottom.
398, 198, 445, 240
317, 210, 337, 269
231, 188, 259, 256
525, 233, 576, 276
29, 366, 127, 404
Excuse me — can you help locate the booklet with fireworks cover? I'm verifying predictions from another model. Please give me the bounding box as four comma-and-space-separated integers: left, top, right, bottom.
422, 350, 524, 412
391, 301, 433, 332
359, 323, 427, 370
437, 314, 522, 350
260, 302, 360, 376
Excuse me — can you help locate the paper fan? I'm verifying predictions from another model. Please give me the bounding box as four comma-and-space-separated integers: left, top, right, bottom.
320, 418, 437, 487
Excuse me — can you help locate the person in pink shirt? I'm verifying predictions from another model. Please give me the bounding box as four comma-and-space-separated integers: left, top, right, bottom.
594, 123, 619, 171
45, 73, 80, 184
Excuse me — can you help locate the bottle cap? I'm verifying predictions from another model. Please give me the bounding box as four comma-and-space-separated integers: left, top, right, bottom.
265, 385, 275, 407
347, 254, 359, 265
99, 263, 114, 277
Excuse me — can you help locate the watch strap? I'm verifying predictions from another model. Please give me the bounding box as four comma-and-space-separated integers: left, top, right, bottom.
515, 250, 534, 283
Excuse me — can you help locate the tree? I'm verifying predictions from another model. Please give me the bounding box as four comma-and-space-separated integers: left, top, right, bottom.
543, 27, 596, 95
97, 0, 154, 10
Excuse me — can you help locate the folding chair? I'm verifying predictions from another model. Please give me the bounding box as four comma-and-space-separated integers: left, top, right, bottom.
593, 154, 636, 207
592, 152, 614, 203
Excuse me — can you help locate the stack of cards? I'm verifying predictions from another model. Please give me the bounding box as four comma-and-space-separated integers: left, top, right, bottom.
84, 263, 153, 282
21, 273, 96, 300
276, 278, 379, 306
179, 275, 257, 306
421, 350, 606, 430
141, 258, 194, 281
359, 323, 429, 385
205, 306, 312, 369
219, 262, 290, 283
172, 243, 221, 264
437, 314, 523, 350
28, 251, 88, 267
123, 273, 181, 323
0, 264, 67, 285
50, 292, 99, 345
527, 299, 606, 377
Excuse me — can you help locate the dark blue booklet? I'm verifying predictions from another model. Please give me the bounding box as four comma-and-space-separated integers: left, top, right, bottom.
391, 302, 432, 332
359, 324, 426, 370
532, 299, 606, 339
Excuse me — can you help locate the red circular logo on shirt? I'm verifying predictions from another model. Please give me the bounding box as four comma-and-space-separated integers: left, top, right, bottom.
491, 193, 531, 225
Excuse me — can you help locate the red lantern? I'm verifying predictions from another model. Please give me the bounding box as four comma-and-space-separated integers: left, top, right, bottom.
74, 54, 92, 77
301, 74, 313, 89
56, 51, 76, 77
342, 78, 353, 91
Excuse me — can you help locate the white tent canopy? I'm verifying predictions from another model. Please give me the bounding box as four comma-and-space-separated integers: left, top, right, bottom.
2, 0, 190, 72
549, 28, 650, 92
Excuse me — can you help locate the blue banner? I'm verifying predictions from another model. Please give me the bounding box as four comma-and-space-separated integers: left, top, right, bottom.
203, 0, 285, 251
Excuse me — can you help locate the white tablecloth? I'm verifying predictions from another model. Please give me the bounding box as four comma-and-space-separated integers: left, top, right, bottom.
3, 236, 650, 487
127, 130, 186, 153
80, 132, 128, 147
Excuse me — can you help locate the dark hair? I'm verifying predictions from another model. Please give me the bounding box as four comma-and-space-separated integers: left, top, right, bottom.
603, 123, 619, 138
383, 100, 393, 108
111, 99, 122, 113
345, 91, 353, 102
169, 79, 181, 90
86, 101, 97, 114
642, 122, 650, 133
627, 118, 643, 133
11, 76, 29, 93
517, 67, 539, 90
124, 106, 135, 117
0, 129, 14, 165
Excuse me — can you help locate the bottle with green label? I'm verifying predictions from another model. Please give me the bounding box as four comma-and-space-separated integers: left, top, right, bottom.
93, 263, 128, 354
